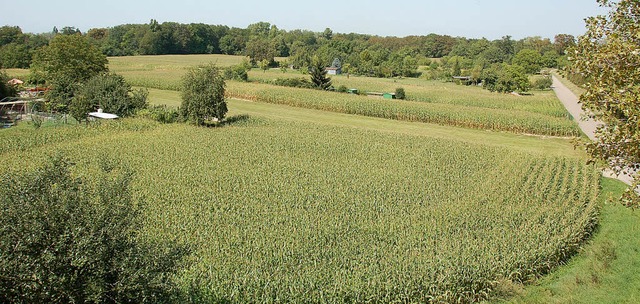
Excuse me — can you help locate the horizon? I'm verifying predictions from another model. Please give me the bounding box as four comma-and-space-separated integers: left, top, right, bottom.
1, 0, 607, 40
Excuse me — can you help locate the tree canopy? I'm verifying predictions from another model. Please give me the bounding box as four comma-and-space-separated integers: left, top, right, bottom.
181, 63, 227, 125
0, 156, 188, 303
30, 34, 107, 84
572, 0, 640, 207
71, 73, 148, 122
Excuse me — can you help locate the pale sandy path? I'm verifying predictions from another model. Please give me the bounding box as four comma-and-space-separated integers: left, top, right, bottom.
552, 75, 634, 185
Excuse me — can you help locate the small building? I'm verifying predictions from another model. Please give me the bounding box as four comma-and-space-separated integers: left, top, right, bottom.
383, 93, 396, 100
348, 89, 358, 94
325, 67, 342, 75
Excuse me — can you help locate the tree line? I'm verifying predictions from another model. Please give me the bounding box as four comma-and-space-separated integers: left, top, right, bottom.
1, 21, 575, 79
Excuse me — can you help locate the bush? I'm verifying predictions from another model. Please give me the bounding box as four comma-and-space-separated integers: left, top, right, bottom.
395, 87, 406, 100
223, 64, 249, 82
138, 105, 182, 123
533, 77, 553, 90
71, 73, 148, 122
0, 70, 17, 100
271, 77, 314, 89
181, 63, 227, 125
0, 156, 189, 303
337, 85, 348, 93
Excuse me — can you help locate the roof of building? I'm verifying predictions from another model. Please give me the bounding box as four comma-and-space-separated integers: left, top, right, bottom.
7, 78, 23, 85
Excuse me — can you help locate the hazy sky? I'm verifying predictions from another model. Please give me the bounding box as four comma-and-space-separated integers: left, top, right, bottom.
2, 0, 607, 39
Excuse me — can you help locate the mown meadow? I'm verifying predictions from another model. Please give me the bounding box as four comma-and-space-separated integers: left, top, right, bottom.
3, 54, 634, 302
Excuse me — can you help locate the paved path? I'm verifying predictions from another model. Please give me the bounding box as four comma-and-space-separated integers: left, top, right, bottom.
552, 75, 634, 185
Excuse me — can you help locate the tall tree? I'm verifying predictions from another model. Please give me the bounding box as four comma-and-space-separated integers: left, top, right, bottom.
0, 26, 23, 46
309, 56, 332, 90
554, 34, 576, 55
512, 49, 543, 74
31, 34, 107, 84
31, 34, 108, 114
572, 0, 640, 207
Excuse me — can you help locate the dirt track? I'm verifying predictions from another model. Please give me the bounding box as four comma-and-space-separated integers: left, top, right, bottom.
552, 76, 634, 185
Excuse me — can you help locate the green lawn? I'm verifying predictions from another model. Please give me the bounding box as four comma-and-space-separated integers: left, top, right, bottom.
108, 54, 247, 71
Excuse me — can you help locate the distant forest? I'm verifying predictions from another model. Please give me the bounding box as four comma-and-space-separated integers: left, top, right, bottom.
0, 21, 576, 80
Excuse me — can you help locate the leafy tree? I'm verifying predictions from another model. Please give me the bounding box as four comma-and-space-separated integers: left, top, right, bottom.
0, 156, 188, 303
0, 43, 32, 68
480, 65, 500, 91
181, 63, 227, 125
395, 87, 406, 100
571, 0, 640, 207
31, 34, 108, 114
60, 26, 81, 35
482, 64, 530, 93
246, 38, 276, 65
541, 50, 560, 68
223, 63, 250, 81
452, 58, 462, 76
69, 87, 94, 123
554, 34, 576, 55
323, 28, 333, 40
498, 64, 530, 92
0, 26, 23, 46
0, 70, 17, 100
309, 55, 332, 90
71, 73, 148, 122
512, 49, 543, 74
515, 36, 554, 55
31, 34, 107, 85
495, 35, 515, 60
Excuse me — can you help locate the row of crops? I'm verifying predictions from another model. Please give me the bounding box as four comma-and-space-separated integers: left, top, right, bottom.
115, 73, 580, 137
225, 81, 581, 137
249, 70, 570, 118
0, 118, 600, 302
119, 68, 574, 133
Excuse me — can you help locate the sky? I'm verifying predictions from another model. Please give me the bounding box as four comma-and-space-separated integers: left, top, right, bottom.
1, 0, 607, 40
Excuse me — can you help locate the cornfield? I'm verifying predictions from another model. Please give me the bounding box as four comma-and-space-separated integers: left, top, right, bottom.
0, 118, 600, 302
226, 82, 581, 137
108, 56, 580, 137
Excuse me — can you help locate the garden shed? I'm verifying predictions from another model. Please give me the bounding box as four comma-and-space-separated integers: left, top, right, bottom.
325, 67, 341, 75
383, 93, 396, 100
